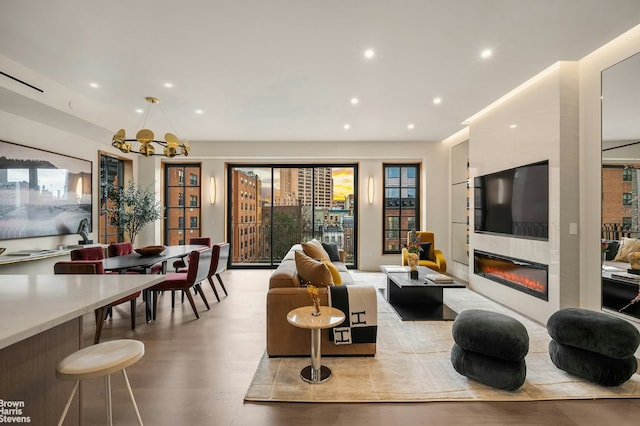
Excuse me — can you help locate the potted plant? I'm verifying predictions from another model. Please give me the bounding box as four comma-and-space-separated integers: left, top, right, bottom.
105, 180, 162, 244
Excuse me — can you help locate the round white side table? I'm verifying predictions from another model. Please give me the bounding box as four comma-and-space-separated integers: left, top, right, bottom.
287, 305, 345, 383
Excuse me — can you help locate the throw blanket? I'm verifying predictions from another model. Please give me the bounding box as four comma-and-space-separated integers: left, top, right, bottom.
328, 286, 377, 345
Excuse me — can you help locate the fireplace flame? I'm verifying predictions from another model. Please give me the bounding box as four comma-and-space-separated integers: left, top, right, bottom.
483, 266, 546, 293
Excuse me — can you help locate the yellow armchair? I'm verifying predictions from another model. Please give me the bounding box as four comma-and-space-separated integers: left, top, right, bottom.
401, 231, 447, 273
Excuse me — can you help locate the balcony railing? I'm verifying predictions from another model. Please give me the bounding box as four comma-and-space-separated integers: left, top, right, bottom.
602, 223, 640, 240
231, 221, 354, 267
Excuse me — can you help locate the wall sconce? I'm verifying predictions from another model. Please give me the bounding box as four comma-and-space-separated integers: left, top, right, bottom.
209, 176, 216, 205
367, 176, 375, 205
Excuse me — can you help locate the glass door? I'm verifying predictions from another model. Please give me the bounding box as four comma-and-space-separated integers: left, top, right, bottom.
228, 164, 357, 267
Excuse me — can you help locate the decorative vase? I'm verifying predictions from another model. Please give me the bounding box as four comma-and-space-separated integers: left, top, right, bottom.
410, 270, 419, 280
312, 300, 321, 316
407, 253, 419, 271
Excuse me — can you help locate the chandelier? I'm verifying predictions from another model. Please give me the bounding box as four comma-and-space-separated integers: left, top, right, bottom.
111, 97, 191, 158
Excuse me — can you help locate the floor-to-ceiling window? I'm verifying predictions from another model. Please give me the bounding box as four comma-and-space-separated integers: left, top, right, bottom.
164, 164, 201, 245
383, 163, 420, 253
228, 164, 358, 268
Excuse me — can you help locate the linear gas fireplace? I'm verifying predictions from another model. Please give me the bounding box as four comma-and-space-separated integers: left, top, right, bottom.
474, 250, 548, 301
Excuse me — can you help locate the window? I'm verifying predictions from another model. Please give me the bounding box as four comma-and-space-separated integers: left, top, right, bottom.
623, 192, 633, 206
623, 217, 633, 230
623, 168, 633, 182
98, 154, 130, 244
165, 164, 201, 245
383, 163, 420, 254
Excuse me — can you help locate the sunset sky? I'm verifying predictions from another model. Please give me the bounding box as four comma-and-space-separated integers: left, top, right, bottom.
332, 168, 354, 200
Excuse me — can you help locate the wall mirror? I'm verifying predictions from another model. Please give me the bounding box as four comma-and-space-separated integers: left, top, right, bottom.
601, 51, 640, 320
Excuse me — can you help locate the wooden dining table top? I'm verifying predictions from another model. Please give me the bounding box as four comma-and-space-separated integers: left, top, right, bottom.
101, 244, 208, 273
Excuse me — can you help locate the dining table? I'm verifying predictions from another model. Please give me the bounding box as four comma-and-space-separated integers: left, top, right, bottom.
101, 244, 208, 321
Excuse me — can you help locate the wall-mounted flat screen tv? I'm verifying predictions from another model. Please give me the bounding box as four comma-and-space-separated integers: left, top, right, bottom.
0, 140, 92, 240
474, 160, 548, 240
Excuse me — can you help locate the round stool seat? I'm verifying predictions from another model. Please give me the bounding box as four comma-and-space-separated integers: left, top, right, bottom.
57, 339, 145, 381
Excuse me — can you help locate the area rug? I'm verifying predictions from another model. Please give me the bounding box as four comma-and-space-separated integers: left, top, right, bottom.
245, 272, 640, 403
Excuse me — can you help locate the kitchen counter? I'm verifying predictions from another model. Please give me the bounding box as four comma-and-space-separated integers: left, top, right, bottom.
0, 273, 164, 425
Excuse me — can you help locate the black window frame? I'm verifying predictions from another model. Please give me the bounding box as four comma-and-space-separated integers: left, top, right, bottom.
382, 163, 420, 254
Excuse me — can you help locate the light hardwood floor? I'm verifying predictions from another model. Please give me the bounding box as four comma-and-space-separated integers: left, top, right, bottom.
81, 269, 640, 425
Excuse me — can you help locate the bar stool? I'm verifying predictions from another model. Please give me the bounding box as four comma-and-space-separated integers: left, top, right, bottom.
56, 339, 145, 426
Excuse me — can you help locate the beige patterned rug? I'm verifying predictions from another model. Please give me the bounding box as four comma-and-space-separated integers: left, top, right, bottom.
245, 272, 640, 403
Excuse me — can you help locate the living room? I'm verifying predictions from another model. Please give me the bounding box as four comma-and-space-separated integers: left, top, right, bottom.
2, 2, 640, 424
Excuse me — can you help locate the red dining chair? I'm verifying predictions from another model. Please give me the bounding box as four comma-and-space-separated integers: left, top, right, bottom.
206, 242, 230, 302
108, 242, 163, 274
172, 236, 212, 271
70, 246, 105, 260
148, 248, 212, 320
54, 260, 141, 344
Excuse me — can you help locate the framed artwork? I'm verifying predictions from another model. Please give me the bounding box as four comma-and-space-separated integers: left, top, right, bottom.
0, 140, 92, 240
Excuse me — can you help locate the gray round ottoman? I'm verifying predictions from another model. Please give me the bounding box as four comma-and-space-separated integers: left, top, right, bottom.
547, 308, 640, 386
451, 309, 529, 391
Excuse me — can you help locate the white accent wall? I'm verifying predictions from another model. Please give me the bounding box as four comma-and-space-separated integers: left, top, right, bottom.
467, 62, 580, 324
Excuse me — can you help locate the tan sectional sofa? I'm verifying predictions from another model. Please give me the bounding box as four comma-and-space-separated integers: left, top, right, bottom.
266, 243, 377, 357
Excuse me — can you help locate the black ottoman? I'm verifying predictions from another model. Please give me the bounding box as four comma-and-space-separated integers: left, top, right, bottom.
547, 308, 640, 386
451, 309, 529, 391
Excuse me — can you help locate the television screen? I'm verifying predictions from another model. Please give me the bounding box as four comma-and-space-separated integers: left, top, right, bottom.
0, 140, 92, 240
474, 160, 548, 240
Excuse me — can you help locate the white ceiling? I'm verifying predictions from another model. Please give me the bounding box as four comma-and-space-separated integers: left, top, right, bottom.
1, 0, 640, 146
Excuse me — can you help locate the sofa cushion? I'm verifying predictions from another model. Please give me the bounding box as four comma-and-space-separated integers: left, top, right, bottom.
294, 251, 333, 287
322, 242, 341, 262
322, 258, 342, 285
302, 239, 331, 260
614, 237, 640, 262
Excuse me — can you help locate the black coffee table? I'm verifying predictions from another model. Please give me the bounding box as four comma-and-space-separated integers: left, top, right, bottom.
379, 265, 466, 321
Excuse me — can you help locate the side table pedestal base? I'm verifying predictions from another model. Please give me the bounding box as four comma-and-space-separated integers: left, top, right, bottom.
300, 365, 332, 384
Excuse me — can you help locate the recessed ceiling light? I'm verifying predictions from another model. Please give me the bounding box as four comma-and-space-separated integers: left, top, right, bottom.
350, 97, 359, 105
407, 123, 415, 130
364, 49, 375, 59
89, 82, 99, 88
164, 82, 174, 88
433, 97, 442, 105
195, 109, 204, 114
343, 124, 351, 130
135, 108, 144, 114
510, 124, 518, 129
481, 49, 493, 59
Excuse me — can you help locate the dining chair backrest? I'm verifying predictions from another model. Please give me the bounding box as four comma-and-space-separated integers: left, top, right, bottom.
108, 242, 134, 257
189, 236, 212, 247
185, 248, 212, 286
54, 260, 105, 275
211, 242, 230, 276
70, 246, 105, 260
